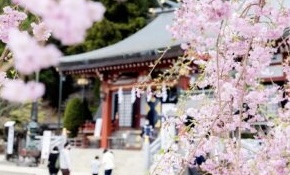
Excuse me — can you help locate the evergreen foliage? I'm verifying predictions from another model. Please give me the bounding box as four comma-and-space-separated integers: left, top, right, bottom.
63, 97, 93, 137
63, 98, 83, 137
0, 0, 10, 9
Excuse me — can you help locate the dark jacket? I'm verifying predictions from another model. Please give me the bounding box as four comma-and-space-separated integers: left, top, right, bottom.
48, 150, 59, 174
141, 124, 153, 138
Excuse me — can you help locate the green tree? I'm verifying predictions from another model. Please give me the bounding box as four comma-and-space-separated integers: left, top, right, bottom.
63, 98, 83, 137
0, 0, 10, 10
63, 97, 93, 137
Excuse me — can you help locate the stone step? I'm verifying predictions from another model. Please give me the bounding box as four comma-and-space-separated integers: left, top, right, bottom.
111, 130, 143, 149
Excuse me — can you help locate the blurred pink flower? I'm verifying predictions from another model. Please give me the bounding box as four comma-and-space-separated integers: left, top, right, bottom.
0, 80, 45, 103
8, 29, 61, 74
87, 1, 106, 22
13, 0, 105, 45
0, 6, 27, 43
204, 0, 232, 21
12, 0, 56, 16
0, 72, 7, 86
31, 22, 51, 41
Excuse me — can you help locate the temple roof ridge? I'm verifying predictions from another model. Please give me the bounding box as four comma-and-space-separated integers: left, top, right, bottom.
59, 10, 182, 71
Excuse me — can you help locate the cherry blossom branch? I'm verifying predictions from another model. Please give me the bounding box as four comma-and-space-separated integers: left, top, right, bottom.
216, 20, 224, 110
177, 101, 231, 175
0, 46, 9, 62
142, 47, 170, 84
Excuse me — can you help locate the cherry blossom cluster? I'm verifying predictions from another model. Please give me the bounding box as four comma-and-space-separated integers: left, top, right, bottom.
8, 29, 61, 75
13, 0, 105, 45
0, 6, 27, 43
0, 0, 105, 103
0, 79, 44, 103
150, 144, 184, 175
152, 0, 290, 174
31, 22, 51, 42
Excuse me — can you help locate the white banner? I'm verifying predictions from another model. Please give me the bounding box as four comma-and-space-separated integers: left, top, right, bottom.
94, 118, 102, 138
7, 126, 14, 154
41, 130, 52, 159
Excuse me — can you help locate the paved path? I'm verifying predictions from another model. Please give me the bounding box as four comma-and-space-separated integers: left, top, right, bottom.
0, 148, 146, 175
0, 172, 34, 175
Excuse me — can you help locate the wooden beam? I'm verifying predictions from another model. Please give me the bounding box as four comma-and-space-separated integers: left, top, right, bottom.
108, 81, 177, 91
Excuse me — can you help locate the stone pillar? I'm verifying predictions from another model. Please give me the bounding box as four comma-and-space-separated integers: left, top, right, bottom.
143, 136, 151, 171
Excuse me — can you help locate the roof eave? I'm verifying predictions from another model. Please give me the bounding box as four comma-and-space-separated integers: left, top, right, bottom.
58, 46, 182, 72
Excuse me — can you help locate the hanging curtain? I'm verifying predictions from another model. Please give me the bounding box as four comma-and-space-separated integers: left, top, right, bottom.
118, 87, 123, 104
131, 87, 136, 103
162, 83, 168, 102
146, 86, 152, 102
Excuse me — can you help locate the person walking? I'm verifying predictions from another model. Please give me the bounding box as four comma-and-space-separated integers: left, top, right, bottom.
91, 155, 100, 175
48, 146, 60, 175
140, 119, 154, 142
102, 149, 115, 175
141, 119, 153, 137
60, 142, 72, 175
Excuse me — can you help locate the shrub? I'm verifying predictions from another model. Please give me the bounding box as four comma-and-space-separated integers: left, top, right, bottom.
63, 98, 84, 137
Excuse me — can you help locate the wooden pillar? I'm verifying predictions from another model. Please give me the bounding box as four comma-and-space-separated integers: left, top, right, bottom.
100, 81, 112, 148
178, 76, 190, 90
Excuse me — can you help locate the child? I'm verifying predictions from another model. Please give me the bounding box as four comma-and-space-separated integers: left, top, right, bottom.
91, 155, 100, 175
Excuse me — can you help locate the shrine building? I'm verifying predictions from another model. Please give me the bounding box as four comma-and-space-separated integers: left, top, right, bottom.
58, 9, 188, 148
58, 6, 289, 148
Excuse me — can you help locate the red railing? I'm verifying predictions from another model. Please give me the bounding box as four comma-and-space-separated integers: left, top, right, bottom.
80, 121, 95, 134
80, 120, 120, 134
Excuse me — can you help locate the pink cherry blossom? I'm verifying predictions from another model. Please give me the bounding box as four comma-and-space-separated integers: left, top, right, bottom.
204, 0, 232, 22
31, 22, 51, 41
0, 79, 45, 103
12, 0, 56, 17
8, 29, 61, 74
0, 72, 7, 86
0, 6, 27, 43
4, 0, 290, 174
150, 0, 290, 174
13, 0, 105, 45
87, 1, 106, 22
